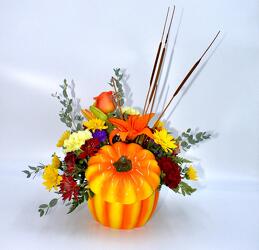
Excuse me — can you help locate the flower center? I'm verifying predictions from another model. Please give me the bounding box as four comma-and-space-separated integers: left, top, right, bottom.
113, 156, 132, 172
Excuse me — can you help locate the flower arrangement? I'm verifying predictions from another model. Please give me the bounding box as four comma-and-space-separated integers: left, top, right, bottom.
23, 6, 219, 229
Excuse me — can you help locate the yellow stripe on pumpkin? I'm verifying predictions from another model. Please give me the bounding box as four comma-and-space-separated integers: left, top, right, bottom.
120, 177, 137, 204
93, 194, 105, 225
107, 202, 123, 229
89, 172, 108, 194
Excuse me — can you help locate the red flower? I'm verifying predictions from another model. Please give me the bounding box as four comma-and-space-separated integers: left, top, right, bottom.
64, 152, 77, 174
60, 175, 80, 201
79, 138, 100, 159
158, 157, 181, 189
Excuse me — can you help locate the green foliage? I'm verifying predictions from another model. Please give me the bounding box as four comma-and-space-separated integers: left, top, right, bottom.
38, 198, 59, 217
52, 79, 84, 131
145, 140, 165, 158
66, 187, 94, 214
168, 155, 192, 165
173, 181, 196, 196
177, 128, 211, 151
146, 140, 192, 163
108, 68, 125, 108
22, 164, 45, 179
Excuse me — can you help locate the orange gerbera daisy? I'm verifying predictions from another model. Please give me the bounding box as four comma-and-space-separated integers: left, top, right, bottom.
108, 114, 154, 144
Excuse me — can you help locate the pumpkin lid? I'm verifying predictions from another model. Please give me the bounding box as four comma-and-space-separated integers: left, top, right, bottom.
86, 142, 161, 204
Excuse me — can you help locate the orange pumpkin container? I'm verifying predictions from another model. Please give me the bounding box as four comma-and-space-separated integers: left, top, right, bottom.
86, 142, 161, 229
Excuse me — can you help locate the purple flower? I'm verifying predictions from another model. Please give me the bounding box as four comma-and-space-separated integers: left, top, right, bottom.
92, 130, 107, 143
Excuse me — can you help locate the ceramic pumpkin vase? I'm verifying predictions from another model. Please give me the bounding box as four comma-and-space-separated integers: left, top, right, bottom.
86, 142, 161, 229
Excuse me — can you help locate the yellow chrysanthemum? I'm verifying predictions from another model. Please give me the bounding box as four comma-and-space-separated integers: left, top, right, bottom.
121, 106, 140, 115
63, 130, 92, 153
187, 166, 198, 181
56, 130, 71, 147
51, 154, 61, 168
83, 118, 108, 132
153, 128, 177, 153
42, 165, 62, 191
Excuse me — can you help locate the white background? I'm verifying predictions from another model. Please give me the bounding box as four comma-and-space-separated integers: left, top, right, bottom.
0, 0, 258, 249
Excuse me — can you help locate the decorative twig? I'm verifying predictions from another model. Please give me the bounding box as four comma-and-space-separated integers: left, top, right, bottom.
146, 6, 176, 115
153, 31, 220, 128
143, 7, 170, 114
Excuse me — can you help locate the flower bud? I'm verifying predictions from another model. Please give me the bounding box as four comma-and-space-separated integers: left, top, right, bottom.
94, 91, 116, 114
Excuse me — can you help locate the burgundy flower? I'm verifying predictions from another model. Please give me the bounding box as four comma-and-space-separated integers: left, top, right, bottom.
64, 152, 77, 174
158, 157, 181, 189
60, 175, 80, 201
79, 138, 100, 159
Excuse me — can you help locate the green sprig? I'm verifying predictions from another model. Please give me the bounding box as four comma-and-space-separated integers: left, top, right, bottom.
66, 187, 94, 214
38, 198, 58, 217
108, 68, 125, 109
52, 79, 83, 131
173, 181, 196, 196
177, 128, 211, 151
22, 164, 45, 179
168, 155, 192, 165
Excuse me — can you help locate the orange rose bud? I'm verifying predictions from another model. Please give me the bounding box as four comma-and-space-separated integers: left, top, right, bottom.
94, 91, 116, 114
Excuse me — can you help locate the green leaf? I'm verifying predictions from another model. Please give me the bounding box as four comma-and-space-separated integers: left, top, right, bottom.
89, 189, 95, 198
28, 166, 37, 171
180, 182, 196, 195
84, 192, 89, 201
22, 170, 31, 178
67, 204, 78, 214
49, 198, 58, 207
38, 209, 44, 217
170, 156, 192, 165
182, 132, 189, 138
63, 89, 68, 98
39, 204, 48, 209
196, 132, 203, 140
66, 105, 72, 113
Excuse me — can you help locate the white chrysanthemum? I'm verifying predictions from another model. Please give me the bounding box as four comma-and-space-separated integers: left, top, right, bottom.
63, 130, 92, 153
121, 106, 140, 115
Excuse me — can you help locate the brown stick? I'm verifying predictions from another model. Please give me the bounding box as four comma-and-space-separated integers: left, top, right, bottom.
153, 31, 221, 128
143, 7, 170, 114
145, 6, 176, 114
147, 47, 166, 113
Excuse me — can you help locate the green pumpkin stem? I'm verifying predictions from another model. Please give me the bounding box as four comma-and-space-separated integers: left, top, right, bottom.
113, 156, 132, 172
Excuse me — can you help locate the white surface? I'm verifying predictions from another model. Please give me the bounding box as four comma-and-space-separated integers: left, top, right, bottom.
0, 0, 258, 249
1, 175, 259, 250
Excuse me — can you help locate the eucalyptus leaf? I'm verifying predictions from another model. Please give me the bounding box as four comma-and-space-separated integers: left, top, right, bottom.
49, 198, 58, 207
39, 204, 48, 209
38, 209, 44, 217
